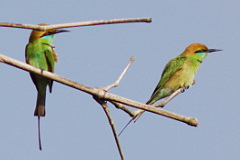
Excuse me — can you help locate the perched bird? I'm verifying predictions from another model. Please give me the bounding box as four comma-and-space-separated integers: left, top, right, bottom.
119, 43, 221, 135
25, 24, 68, 150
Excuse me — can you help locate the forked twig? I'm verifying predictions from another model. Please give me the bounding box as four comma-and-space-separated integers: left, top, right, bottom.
93, 56, 136, 159
103, 56, 137, 117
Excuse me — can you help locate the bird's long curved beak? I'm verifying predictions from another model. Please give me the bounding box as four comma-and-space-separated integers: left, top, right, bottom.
208, 49, 222, 53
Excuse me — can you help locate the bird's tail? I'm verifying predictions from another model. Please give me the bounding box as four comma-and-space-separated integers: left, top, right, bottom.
37, 116, 42, 150
118, 109, 145, 136
34, 91, 46, 117
132, 100, 153, 123
132, 110, 145, 122
118, 101, 153, 136
34, 92, 45, 150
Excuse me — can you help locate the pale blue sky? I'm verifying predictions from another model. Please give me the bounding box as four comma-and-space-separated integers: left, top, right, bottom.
1, 0, 240, 160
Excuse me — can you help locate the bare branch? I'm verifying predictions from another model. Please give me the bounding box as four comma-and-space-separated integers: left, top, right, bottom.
132, 88, 185, 121
102, 56, 136, 118
0, 17, 152, 30
104, 56, 136, 91
114, 88, 185, 120
0, 54, 198, 127
94, 97, 125, 160
118, 88, 189, 136
110, 101, 135, 117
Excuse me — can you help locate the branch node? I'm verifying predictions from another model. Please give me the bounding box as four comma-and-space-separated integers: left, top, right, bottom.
93, 88, 108, 100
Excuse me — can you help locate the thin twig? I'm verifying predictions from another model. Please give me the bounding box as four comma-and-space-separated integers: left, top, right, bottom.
110, 101, 135, 117
116, 88, 185, 119
133, 88, 185, 117
103, 56, 136, 117
0, 17, 152, 30
104, 56, 136, 91
0, 54, 198, 127
154, 88, 185, 108
94, 97, 125, 160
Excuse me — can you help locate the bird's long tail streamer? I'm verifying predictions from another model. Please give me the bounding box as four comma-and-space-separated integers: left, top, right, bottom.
38, 116, 42, 150
118, 119, 134, 136
118, 110, 144, 136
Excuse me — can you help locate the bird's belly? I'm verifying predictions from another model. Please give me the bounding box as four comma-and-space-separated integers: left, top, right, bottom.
165, 69, 195, 89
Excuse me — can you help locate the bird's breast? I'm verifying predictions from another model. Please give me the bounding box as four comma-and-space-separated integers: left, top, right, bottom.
165, 61, 199, 89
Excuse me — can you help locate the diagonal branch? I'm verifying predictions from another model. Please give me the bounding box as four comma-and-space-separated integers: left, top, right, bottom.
0, 17, 152, 30
0, 54, 198, 127
103, 56, 135, 91
94, 97, 125, 160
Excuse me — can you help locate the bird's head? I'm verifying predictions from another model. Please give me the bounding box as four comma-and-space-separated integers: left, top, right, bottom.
29, 23, 69, 42
182, 43, 222, 61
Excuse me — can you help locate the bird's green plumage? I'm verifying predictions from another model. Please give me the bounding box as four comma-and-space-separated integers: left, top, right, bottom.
147, 57, 187, 104
25, 24, 68, 150
147, 56, 201, 104
118, 43, 222, 135
25, 34, 56, 116
134, 43, 221, 121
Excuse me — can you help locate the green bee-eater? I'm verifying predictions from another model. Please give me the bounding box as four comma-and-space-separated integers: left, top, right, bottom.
119, 43, 221, 135
25, 24, 68, 150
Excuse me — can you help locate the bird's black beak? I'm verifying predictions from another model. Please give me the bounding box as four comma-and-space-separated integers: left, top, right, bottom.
40, 29, 69, 38
54, 29, 70, 34
208, 49, 222, 53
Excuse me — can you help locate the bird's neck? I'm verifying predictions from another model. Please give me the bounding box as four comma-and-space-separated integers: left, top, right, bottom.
194, 52, 207, 63
40, 35, 54, 44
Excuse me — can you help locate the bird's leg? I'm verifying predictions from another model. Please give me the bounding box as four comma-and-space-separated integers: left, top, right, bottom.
192, 80, 196, 86
181, 88, 186, 93
181, 80, 196, 93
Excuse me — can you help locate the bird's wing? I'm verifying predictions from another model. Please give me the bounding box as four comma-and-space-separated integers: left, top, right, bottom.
25, 41, 57, 93
150, 56, 187, 97
44, 50, 55, 72
25, 43, 43, 91
44, 49, 56, 93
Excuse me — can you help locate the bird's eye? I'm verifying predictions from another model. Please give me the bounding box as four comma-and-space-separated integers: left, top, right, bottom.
41, 32, 54, 38
41, 32, 49, 37
195, 49, 207, 53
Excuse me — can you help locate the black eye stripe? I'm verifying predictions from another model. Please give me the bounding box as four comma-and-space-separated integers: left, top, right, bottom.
40, 31, 55, 38
195, 49, 207, 53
